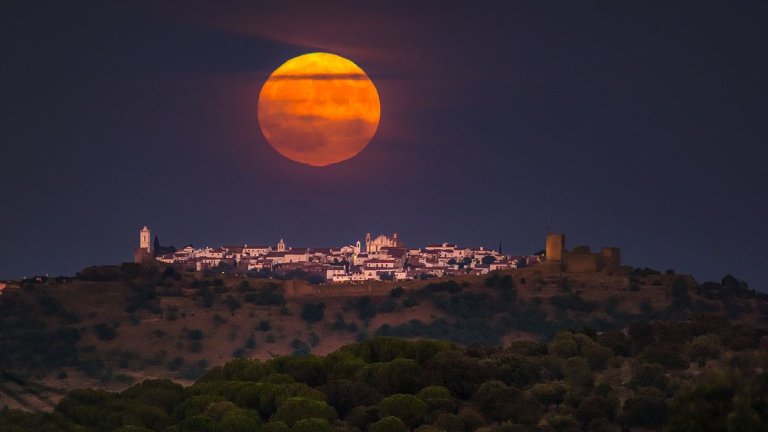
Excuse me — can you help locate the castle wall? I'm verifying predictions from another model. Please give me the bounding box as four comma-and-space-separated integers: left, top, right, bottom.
564, 252, 601, 273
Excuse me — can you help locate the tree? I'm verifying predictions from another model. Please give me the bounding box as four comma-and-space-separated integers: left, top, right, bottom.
575, 395, 618, 427
369, 416, 407, 432
482, 256, 497, 265
364, 358, 421, 395
270, 397, 337, 427
322, 380, 382, 417
529, 382, 567, 410
472, 380, 542, 425
638, 344, 689, 370
562, 357, 593, 388
378, 394, 427, 427
619, 387, 667, 430
631, 363, 667, 389
685, 335, 722, 366
583, 345, 614, 371
262, 422, 290, 432
549, 333, 580, 358
218, 411, 261, 432
300, 303, 325, 324
290, 418, 333, 432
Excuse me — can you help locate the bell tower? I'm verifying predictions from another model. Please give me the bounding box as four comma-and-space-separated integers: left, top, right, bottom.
140, 226, 152, 253
277, 238, 286, 252
134, 226, 153, 263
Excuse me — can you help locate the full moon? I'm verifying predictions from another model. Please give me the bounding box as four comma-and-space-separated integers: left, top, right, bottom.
258, 52, 381, 167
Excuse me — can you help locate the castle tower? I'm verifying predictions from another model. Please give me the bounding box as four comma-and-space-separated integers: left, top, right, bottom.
601, 247, 621, 269
140, 226, 151, 253
277, 238, 286, 252
545, 233, 565, 262
393, 233, 398, 247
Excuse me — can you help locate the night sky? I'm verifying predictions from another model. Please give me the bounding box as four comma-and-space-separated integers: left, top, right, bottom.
1, 1, 767, 289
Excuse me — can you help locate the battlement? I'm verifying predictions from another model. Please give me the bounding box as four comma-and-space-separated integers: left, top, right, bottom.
544, 233, 621, 273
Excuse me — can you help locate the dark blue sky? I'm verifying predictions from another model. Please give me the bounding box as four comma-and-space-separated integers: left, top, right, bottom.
1, 1, 766, 289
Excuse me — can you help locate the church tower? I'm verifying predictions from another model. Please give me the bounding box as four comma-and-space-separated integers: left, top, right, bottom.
365, 233, 371, 253
134, 226, 153, 263
140, 226, 151, 253
354, 240, 361, 255
277, 238, 286, 252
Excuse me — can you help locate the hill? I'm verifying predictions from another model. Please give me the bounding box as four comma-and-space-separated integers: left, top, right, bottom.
0, 262, 766, 412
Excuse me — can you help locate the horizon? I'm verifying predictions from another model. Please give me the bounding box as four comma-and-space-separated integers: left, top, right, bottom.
0, 225, 741, 288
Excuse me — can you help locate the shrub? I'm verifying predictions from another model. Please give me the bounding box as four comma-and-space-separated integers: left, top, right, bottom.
301, 303, 325, 324
308, 332, 320, 348
225, 295, 242, 314
245, 336, 257, 350
257, 320, 272, 332
93, 323, 117, 341
168, 356, 184, 371
356, 297, 376, 321
403, 295, 420, 308
242, 283, 285, 306
188, 341, 203, 354
378, 298, 397, 314
291, 339, 310, 357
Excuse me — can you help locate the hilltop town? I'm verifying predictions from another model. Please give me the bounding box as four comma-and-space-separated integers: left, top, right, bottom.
135, 227, 624, 284
136, 227, 547, 283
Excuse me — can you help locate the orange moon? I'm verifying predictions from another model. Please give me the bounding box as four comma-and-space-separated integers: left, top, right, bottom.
258, 52, 381, 167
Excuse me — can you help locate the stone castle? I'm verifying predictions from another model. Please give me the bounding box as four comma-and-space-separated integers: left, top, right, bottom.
545, 233, 621, 273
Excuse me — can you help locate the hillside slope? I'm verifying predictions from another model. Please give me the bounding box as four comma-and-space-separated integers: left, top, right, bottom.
1, 262, 766, 410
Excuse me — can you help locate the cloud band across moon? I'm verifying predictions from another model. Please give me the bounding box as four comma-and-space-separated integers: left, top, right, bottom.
267, 73, 370, 81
